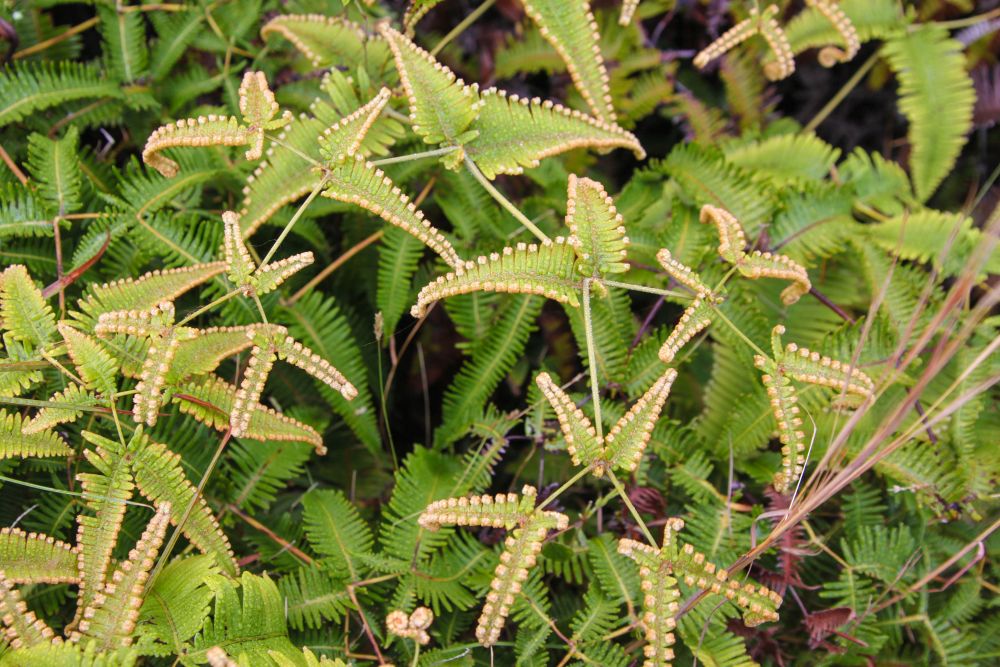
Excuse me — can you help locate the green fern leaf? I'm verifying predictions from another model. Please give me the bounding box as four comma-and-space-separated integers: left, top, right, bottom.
0, 527, 78, 584
302, 489, 373, 580
0, 409, 70, 458
21, 384, 99, 433
0, 62, 123, 128
59, 323, 118, 397
882, 25, 975, 201
98, 4, 149, 82
521, 0, 616, 122
785, 0, 901, 57
467, 88, 644, 178
139, 554, 219, 654
1, 264, 58, 349
75, 503, 172, 649
27, 126, 83, 215
0, 185, 54, 239
566, 175, 629, 277
867, 209, 1000, 278
174, 375, 324, 450
260, 14, 367, 68
377, 226, 424, 336
411, 238, 580, 318
378, 24, 482, 145
129, 433, 237, 574
277, 566, 352, 631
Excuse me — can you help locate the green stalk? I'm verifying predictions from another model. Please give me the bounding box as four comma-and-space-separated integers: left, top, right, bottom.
464, 156, 551, 243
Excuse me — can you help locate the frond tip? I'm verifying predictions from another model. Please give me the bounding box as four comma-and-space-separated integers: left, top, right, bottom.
419, 485, 568, 647
806, 0, 860, 67
693, 5, 795, 81
566, 175, 630, 278
386, 607, 434, 645
700, 205, 811, 304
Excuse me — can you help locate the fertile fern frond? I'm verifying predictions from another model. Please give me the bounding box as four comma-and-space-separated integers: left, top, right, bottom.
174, 375, 324, 451
419, 485, 569, 647
753, 325, 875, 492
0, 573, 59, 649
882, 25, 975, 201
655, 251, 722, 364
222, 212, 314, 296
73, 429, 136, 629
318, 90, 465, 269
379, 23, 482, 145
21, 384, 100, 434
566, 175, 629, 278
0, 62, 122, 128
72, 503, 171, 649
74, 261, 226, 325
618, 518, 781, 666
0, 409, 71, 458
805, 0, 860, 66
700, 205, 811, 304
386, 607, 434, 645
536, 369, 677, 475
693, 5, 794, 81
0, 527, 78, 584
466, 88, 645, 178
410, 238, 580, 318
520, 0, 616, 122
142, 71, 292, 177
260, 14, 367, 68
1, 264, 58, 350
229, 324, 356, 438
128, 434, 237, 574
656, 249, 710, 295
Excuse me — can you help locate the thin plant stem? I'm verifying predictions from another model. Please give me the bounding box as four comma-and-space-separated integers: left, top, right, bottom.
582, 280, 603, 440
430, 0, 498, 56
464, 156, 551, 243
175, 289, 240, 327
805, 51, 879, 133
0, 474, 154, 508
536, 464, 594, 511
251, 292, 269, 324
411, 642, 422, 667
607, 469, 657, 547
710, 305, 768, 358
603, 279, 692, 299
371, 146, 460, 166
259, 179, 326, 266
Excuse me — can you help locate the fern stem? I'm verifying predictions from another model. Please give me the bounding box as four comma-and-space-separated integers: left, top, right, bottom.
175, 289, 240, 327
536, 464, 594, 512
464, 156, 552, 243
606, 470, 658, 547
12, 16, 99, 60
582, 280, 604, 441
602, 279, 691, 299
410, 642, 421, 667
259, 178, 326, 267
371, 146, 461, 166
430, 0, 498, 56
0, 142, 28, 185
709, 305, 768, 358
804, 51, 878, 133
0, 396, 110, 412
0, 474, 154, 509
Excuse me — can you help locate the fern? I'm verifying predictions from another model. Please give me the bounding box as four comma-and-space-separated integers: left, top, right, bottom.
0, 62, 122, 128
260, 14, 367, 69
301, 489, 374, 581
0, 409, 70, 459
882, 25, 975, 202
0, 527, 78, 585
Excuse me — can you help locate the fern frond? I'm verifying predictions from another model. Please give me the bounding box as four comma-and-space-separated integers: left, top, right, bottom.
0, 409, 70, 458
658, 296, 715, 364
175, 374, 324, 451
27, 127, 82, 215
21, 384, 99, 434
222, 211, 314, 296
467, 88, 644, 177
74, 503, 172, 649
74, 262, 226, 325
420, 485, 568, 647
0, 62, 122, 128
73, 431, 136, 629
805, 0, 860, 66
619, 518, 780, 665
130, 435, 237, 574
700, 205, 811, 304
169, 326, 258, 381
301, 489, 373, 580
322, 153, 465, 269
694, 5, 795, 80
756, 365, 805, 494
520, 0, 615, 121
261, 14, 367, 68
98, 3, 148, 82
138, 554, 218, 654
867, 209, 1000, 278
767, 325, 875, 397
411, 238, 579, 317
378, 24, 482, 145
1, 264, 58, 349
0, 527, 78, 584
656, 249, 710, 295
566, 175, 629, 278
0, 185, 53, 240
784, 0, 900, 58
278, 566, 352, 631
58, 323, 118, 397
143, 72, 291, 177
0, 573, 59, 649
537, 369, 677, 474
318, 87, 393, 162
882, 25, 975, 201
